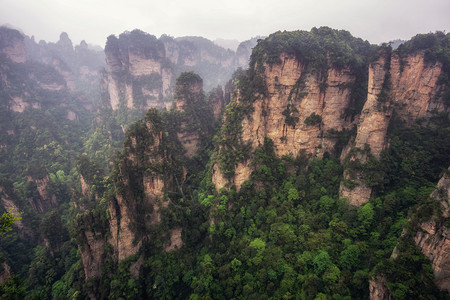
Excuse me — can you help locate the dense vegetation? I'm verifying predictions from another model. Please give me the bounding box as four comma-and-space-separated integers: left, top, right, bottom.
250, 27, 376, 71
68, 114, 449, 299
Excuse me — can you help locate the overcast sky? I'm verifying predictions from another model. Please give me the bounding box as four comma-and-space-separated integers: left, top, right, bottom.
1, 0, 449, 48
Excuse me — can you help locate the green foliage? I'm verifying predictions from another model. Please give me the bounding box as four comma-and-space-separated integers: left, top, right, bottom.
282, 104, 299, 128
106, 29, 165, 60
304, 112, 322, 126
216, 101, 253, 180
0, 212, 21, 238
375, 237, 447, 299
40, 210, 69, 250
176, 71, 203, 87
250, 27, 376, 71
344, 147, 385, 189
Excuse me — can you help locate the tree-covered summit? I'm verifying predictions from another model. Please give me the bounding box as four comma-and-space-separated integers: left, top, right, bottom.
250, 27, 377, 71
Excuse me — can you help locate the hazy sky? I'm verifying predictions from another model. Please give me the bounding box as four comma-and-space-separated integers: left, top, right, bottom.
1, 0, 449, 47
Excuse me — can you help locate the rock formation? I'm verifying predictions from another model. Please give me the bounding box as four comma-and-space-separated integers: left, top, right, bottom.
26, 175, 57, 213
76, 71, 217, 280
0, 262, 11, 284
173, 72, 204, 158
0, 27, 26, 63
369, 275, 392, 300
101, 30, 256, 112
208, 86, 226, 121
212, 32, 448, 203
414, 168, 450, 293
340, 49, 446, 206
213, 50, 360, 190
235, 37, 260, 69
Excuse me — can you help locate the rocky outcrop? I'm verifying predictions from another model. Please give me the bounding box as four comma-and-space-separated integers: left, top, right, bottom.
0, 184, 32, 239
213, 37, 446, 198
104, 72, 215, 265
208, 86, 225, 121
339, 53, 390, 206
109, 193, 142, 261
79, 175, 91, 198
369, 275, 392, 300
174, 73, 204, 158
27, 175, 57, 213
108, 109, 185, 262
163, 227, 183, 252
0, 27, 26, 63
0, 189, 24, 233
173, 74, 203, 112
22, 31, 105, 112
103, 30, 171, 110
0, 262, 11, 284
340, 50, 445, 206
414, 168, 450, 293
80, 230, 107, 280
213, 52, 358, 190
390, 51, 445, 125
45, 56, 75, 90
102, 30, 255, 112
235, 37, 259, 69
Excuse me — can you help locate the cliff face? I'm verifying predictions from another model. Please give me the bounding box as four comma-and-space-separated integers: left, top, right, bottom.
108, 108, 185, 263
0, 27, 104, 117
414, 168, 450, 293
208, 86, 226, 121
369, 275, 392, 300
339, 53, 390, 206
27, 175, 57, 213
243, 54, 355, 157
390, 51, 444, 125
108, 118, 168, 261
23, 31, 105, 108
103, 31, 173, 111
213, 52, 358, 190
77, 73, 215, 279
235, 37, 259, 69
80, 229, 106, 280
213, 37, 447, 201
173, 73, 204, 158
0, 27, 26, 63
340, 50, 445, 206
